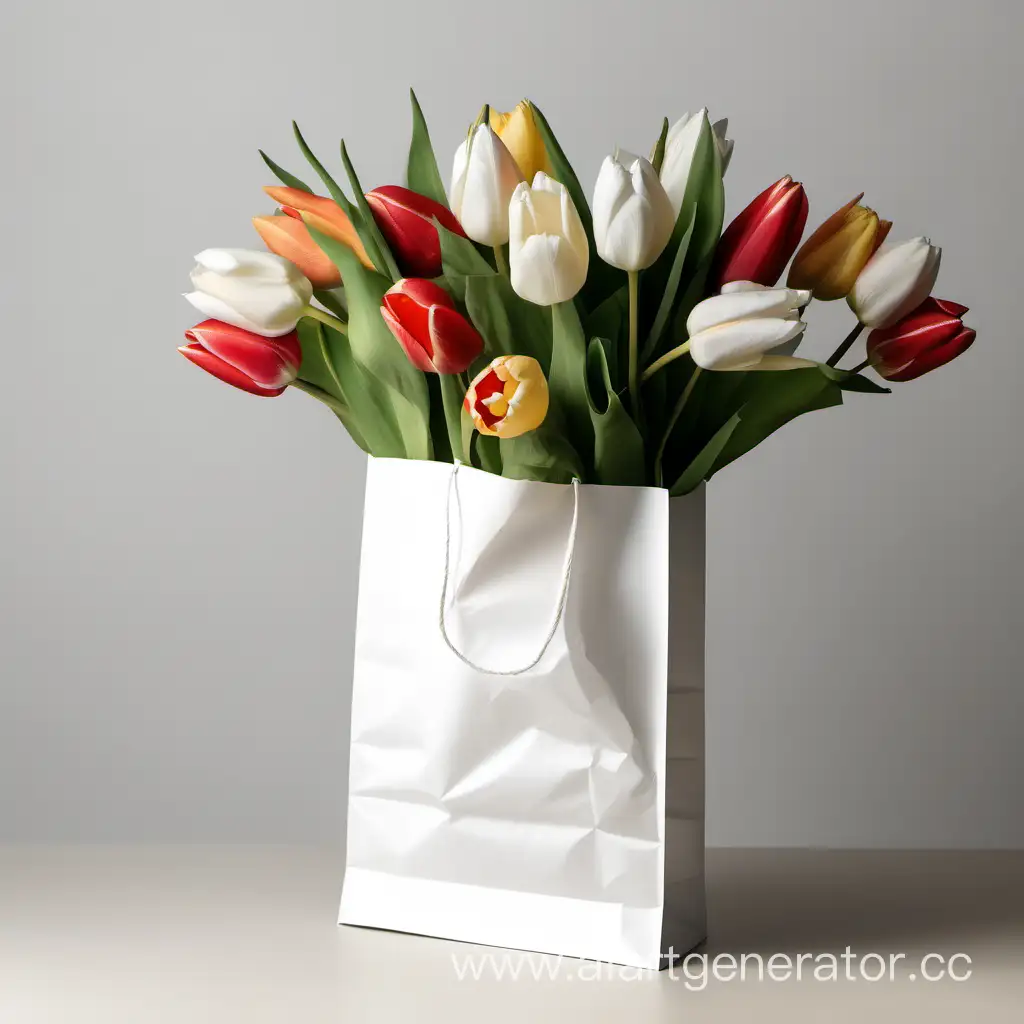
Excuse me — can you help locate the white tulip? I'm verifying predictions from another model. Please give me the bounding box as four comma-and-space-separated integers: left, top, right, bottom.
450, 124, 524, 247
592, 150, 675, 271
660, 110, 733, 216
848, 236, 941, 328
687, 282, 815, 371
185, 249, 312, 337
508, 172, 590, 306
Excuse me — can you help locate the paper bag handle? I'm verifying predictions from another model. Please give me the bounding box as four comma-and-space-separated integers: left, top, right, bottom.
439, 461, 580, 676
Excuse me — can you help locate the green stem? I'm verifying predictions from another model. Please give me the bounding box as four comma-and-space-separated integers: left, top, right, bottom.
290, 378, 349, 417
302, 305, 348, 334
627, 270, 640, 416
654, 367, 701, 486
493, 245, 508, 276
826, 322, 864, 367
642, 340, 691, 382
848, 356, 873, 374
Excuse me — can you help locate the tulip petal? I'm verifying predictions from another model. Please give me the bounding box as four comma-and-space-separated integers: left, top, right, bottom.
264, 186, 373, 268
881, 327, 975, 381
687, 287, 810, 336
849, 237, 942, 327
186, 319, 300, 388
429, 305, 485, 374
180, 342, 287, 396
252, 215, 341, 288
380, 302, 436, 373
712, 177, 809, 288
690, 318, 807, 371
183, 290, 281, 337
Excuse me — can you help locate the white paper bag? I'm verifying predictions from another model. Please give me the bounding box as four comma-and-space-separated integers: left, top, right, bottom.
339, 455, 705, 970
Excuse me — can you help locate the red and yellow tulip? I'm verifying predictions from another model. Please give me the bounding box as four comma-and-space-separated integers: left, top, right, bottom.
465, 355, 549, 438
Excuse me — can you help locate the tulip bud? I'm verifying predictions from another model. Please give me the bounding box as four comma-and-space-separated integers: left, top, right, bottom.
787, 194, 891, 300
365, 185, 467, 279
660, 110, 733, 216
593, 151, 675, 271
184, 249, 313, 338
253, 214, 341, 288
450, 124, 524, 247
179, 319, 301, 397
848, 236, 942, 328
508, 173, 590, 306
866, 297, 974, 382
464, 355, 549, 438
489, 101, 550, 183
687, 282, 815, 371
711, 176, 809, 290
380, 278, 484, 374
263, 186, 373, 269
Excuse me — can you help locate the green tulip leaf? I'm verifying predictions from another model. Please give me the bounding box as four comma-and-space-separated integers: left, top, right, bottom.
548, 301, 596, 473
292, 122, 388, 274
437, 222, 496, 302
708, 368, 846, 476
259, 150, 313, 194
583, 286, 628, 387
685, 122, 725, 274
312, 288, 347, 318
426, 375, 454, 463
585, 338, 645, 486
500, 422, 583, 485
473, 433, 503, 474
640, 202, 697, 363
295, 320, 403, 457
529, 102, 625, 309
650, 116, 670, 175
464, 273, 552, 372
438, 372, 467, 464
307, 225, 431, 461
339, 139, 402, 283
817, 363, 892, 394
407, 89, 450, 208
668, 411, 740, 496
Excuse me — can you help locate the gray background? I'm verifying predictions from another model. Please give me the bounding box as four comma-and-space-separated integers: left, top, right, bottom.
2, 0, 1020, 847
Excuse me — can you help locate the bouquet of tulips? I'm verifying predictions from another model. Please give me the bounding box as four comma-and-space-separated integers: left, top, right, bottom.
180, 94, 975, 492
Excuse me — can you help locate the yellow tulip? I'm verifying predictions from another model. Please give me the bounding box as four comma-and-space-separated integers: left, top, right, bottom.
464, 355, 549, 438
787, 194, 892, 300
489, 101, 551, 183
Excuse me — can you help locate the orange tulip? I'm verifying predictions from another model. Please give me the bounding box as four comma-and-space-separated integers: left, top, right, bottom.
252, 214, 341, 288
263, 186, 374, 269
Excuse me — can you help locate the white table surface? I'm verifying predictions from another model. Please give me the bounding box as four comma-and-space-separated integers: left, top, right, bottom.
2, 846, 1021, 1022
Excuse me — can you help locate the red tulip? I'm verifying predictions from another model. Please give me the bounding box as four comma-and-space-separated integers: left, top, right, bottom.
866, 298, 975, 382
179, 319, 301, 397
365, 185, 466, 278
380, 278, 484, 374
711, 175, 809, 290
